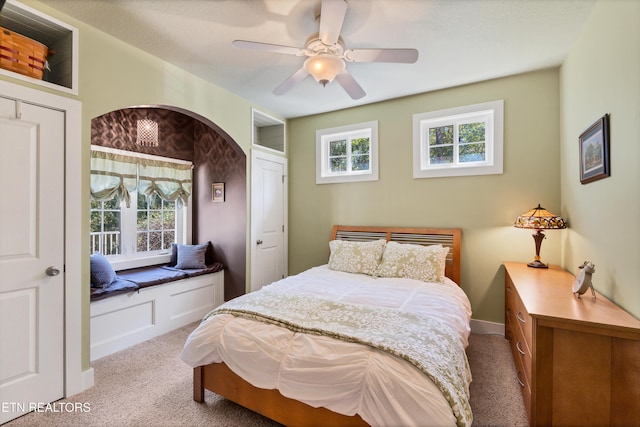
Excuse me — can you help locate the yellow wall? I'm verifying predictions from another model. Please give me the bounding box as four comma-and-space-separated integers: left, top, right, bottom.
288, 68, 562, 323
560, 0, 640, 319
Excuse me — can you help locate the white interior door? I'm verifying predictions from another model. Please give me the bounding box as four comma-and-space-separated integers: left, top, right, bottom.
0, 97, 65, 423
251, 150, 287, 293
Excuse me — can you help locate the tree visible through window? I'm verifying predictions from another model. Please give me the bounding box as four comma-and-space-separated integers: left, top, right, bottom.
328, 136, 370, 173
136, 193, 176, 252
427, 121, 487, 165
90, 198, 121, 255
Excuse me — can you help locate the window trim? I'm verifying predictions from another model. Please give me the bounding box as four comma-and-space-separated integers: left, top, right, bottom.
316, 120, 379, 184
413, 100, 503, 178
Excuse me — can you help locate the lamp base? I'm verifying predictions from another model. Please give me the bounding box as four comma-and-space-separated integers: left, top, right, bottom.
527, 260, 548, 268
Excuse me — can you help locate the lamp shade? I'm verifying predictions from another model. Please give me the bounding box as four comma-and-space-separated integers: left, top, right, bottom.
514, 204, 566, 230
303, 54, 345, 87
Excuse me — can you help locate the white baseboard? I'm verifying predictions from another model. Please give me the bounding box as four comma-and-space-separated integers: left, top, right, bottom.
470, 319, 505, 335
82, 367, 95, 390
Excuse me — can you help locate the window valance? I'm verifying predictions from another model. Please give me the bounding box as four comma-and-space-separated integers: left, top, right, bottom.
138, 158, 192, 207
90, 148, 192, 208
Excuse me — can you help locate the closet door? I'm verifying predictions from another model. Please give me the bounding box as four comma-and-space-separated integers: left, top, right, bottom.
251, 150, 287, 292
0, 96, 65, 423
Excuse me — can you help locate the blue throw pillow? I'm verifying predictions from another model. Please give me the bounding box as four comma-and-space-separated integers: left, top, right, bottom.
90, 252, 116, 288
168, 242, 214, 267
175, 244, 208, 269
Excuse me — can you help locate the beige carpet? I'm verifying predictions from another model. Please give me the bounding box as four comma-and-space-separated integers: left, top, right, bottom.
7, 323, 528, 427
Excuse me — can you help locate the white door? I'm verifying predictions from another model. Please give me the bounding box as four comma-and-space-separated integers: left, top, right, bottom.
0, 97, 65, 424
251, 151, 287, 293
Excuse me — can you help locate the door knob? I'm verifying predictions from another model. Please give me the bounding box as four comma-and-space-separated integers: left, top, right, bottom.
46, 266, 61, 276
256, 240, 263, 245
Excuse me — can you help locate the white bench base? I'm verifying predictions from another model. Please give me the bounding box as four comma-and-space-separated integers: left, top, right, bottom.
90, 270, 224, 361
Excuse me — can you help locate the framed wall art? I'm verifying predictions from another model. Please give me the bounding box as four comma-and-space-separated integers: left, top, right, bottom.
579, 114, 610, 184
212, 182, 225, 202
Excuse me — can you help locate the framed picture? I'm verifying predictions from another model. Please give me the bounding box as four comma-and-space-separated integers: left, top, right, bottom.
579, 114, 610, 184
212, 183, 225, 202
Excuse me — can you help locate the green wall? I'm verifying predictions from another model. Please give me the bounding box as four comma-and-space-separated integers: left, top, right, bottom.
560, 0, 640, 319
288, 68, 562, 323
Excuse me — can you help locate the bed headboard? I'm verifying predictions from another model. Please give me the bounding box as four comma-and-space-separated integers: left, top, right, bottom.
330, 225, 462, 285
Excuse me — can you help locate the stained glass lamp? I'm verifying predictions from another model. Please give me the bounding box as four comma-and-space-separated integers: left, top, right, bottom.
514, 204, 567, 268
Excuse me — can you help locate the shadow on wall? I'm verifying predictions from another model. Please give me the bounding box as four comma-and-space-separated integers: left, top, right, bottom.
91, 105, 246, 300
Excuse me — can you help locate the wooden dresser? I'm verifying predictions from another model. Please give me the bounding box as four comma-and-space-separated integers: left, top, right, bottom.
504, 262, 640, 426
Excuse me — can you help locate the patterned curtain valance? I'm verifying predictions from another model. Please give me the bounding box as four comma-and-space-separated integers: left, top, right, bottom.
90, 150, 138, 207
138, 158, 193, 208
90, 148, 192, 208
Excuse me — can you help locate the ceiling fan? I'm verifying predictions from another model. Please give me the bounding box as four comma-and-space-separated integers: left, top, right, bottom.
232, 0, 419, 100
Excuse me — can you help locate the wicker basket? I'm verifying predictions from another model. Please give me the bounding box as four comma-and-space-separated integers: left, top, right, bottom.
0, 27, 49, 80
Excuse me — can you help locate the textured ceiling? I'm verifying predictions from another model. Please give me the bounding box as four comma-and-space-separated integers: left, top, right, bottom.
41, 0, 596, 118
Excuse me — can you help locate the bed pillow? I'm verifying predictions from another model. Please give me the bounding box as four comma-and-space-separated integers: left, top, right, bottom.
377, 242, 449, 284
175, 243, 208, 269
90, 252, 116, 288
328, 239, 386, 276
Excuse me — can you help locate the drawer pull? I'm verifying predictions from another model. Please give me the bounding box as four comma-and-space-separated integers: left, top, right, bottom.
516, 311, 526, 324
516, 371, 525, 387
516, 340, 526, 356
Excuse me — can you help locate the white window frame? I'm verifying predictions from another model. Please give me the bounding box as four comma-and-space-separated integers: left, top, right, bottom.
413, 100, 503, 178
90, 146, 192, 270
316, 120, 379, 184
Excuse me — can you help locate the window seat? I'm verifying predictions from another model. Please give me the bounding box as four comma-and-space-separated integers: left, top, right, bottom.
90, 262, 224, 301
90, 262, 224, 360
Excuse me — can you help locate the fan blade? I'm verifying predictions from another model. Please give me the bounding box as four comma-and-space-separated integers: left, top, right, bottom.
345, 48, 419, 63
319, 0, 348, 46
273, 67, 309, 95
232, 40, 304, 56
335, 70, 366, 100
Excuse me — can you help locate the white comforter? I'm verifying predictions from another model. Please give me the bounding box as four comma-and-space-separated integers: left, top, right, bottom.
181, 265, 472, 426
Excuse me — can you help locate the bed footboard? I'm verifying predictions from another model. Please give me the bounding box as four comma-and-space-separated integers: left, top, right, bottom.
194, 363, 368, 427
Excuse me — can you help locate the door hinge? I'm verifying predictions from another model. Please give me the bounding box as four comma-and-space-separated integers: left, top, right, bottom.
282, 175, 285, 183
282, 225, 285, 232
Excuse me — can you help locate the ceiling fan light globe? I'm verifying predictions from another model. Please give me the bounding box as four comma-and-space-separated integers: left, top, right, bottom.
304, 54, 345, 86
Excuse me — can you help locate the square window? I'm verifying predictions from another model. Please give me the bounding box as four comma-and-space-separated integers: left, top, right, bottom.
413, 100, 503, 178
316, 121, 378, 184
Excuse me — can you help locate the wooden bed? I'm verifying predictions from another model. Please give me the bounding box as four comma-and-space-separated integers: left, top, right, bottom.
192, 225, 462, 426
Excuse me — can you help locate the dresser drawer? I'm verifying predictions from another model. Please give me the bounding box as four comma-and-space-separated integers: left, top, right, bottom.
508, 328, 532, 419
505, 273, 533, 348
506, 303, 532, 387
510, 314, 532, 385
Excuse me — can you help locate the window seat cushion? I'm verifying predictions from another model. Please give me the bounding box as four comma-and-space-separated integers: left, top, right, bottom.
161, 261, 224, 278
90, 278, 139, 301
116, 266, 189, 289
90, 262, 225, 301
